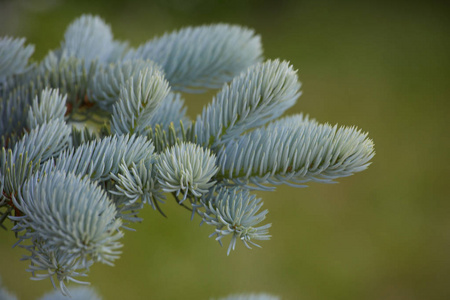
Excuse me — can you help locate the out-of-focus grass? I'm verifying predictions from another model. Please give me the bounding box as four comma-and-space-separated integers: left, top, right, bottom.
0, 1, 449, 299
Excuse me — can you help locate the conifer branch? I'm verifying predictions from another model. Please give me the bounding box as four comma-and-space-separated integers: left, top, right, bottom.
61, 14, 114, 65
0, 36, 35, 82
44, 134, 154, 182
198, 187, 271, 255
192, 60, 301, 149
27, 88, 67, 129
110, 67, 170, 135
89, 59, 161, 112
125, 24, 262, 91
216, 114, 375, 190
156, 142, 218, 202
0, 14, 375, 295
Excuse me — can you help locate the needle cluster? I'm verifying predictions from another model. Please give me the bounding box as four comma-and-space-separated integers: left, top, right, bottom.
0, 14, 374, 296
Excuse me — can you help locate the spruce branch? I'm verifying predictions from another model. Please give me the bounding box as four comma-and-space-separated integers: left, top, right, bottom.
155, 142, 218, 202
61, 14, 114, 65
109, 193, 146, 228
38, 51, 97, 114
216, 114, 375, 190
0, 82, 40, 147
44, 134, 154, 182
0, 13, 376, 295
147, 121, 191, 153
0, 36, 35, 82
11, 119, 71, 164
11, 171, 123, 264
198, 187, 271, 255
125, 24, 262, 91
0, 119, 71, 210
110, 159, 166, 213
147, 92, 190, 131
10, 171, 123, 295
27, 88, 67, 129
105, 40, 129, 63
70, 126, 98, 149
23, 241, 93, 296
110, 66, 170, 135
192, 59, 301, 149
89, 59, 161, 112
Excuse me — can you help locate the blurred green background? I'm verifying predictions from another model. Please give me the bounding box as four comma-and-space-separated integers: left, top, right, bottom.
0, 0, 449, 299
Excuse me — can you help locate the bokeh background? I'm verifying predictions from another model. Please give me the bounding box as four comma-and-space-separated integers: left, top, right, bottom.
0, 0, 449, 299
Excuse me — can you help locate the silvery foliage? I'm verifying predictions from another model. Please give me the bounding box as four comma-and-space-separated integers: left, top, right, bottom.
27, 88, 67, 129
60, 15, 115, 66
110, 64, 170, 135
88, 59, 157, 111
198, 187, 271, 255
1, 276, 102, 300
192, 59, 301, 149
38, 287, 102, 300
124, 24, 262, 91
0, 14, 375, 296
217, 113, 374, 190
0, 37, 34, 83
11, 171, 123, 263
156, 142, 218, 202
110, 159, 165, 210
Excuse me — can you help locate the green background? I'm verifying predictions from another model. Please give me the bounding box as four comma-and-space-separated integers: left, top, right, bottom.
0, 0, 449, 299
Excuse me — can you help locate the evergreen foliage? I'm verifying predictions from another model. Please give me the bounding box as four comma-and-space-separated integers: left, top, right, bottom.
0, 37, 35, 82
0, 14, 375, 296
